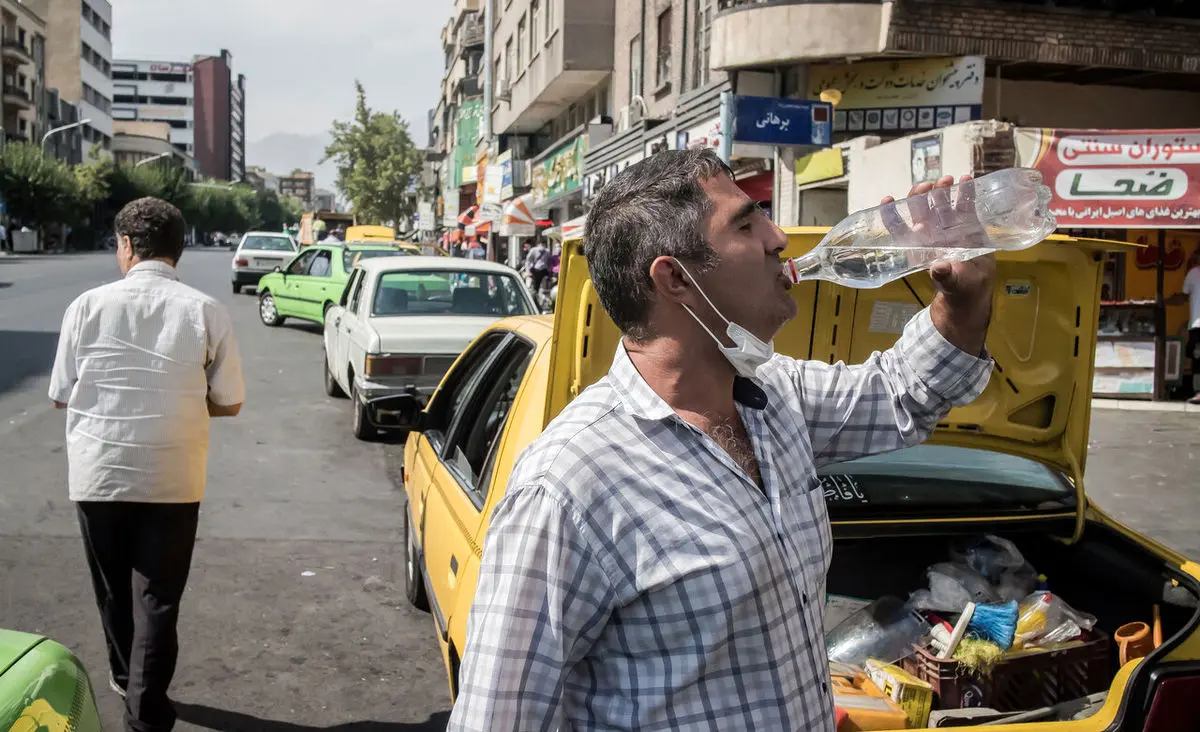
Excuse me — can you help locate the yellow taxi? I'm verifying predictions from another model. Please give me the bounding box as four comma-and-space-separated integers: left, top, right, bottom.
401, 228, 1200, 730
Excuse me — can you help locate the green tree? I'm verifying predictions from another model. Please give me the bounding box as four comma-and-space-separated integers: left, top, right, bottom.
0, 142, 82, 228
322, 81, 424, 230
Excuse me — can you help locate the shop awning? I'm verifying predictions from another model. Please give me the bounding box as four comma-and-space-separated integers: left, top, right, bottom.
500, 195, 537, 237
546, 215, 587, 241
458, 205, 478, 227
465, 219, 492, 237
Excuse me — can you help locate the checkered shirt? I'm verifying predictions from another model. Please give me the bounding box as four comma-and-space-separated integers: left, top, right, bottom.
447, 307, 992, 732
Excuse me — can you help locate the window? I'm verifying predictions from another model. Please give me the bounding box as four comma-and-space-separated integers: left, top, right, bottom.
17, 28, 25, 45
449, 343, 534, 499
531, 0, 541, 44
656, 8, 672, 87
372, 270, 533, 317
517, 15, 526, 71
693, 0, 713, 89
425, 332, 510, 449
629, 35, 642, 103
504, 37, 513, 83
240, 235, 295, 253
545, 0, 553, 37
342, 247, 402, 271
286, 249, 317, 275
350, 273, 367, 315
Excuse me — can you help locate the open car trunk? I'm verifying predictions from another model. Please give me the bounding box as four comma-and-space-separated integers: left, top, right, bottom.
826, 523, 1200, 727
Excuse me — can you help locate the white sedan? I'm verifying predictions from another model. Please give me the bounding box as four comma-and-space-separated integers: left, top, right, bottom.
323, 256, 537, 439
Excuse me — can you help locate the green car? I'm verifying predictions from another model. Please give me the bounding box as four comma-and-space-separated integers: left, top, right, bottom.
0, 629, 103, 732
257, 242, 404, 326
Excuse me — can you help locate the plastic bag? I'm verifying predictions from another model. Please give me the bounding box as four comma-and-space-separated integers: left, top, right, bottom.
826, 596, 931, 667
909, 562, 1000, 613
1012, 591, 1097, 650
949, 535, 1038, 603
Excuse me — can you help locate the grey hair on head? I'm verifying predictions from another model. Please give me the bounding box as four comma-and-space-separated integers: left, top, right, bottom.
583, 148, 733, 341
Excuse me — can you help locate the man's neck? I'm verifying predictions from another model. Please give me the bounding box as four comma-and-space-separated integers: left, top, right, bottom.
625, 336, 738, 424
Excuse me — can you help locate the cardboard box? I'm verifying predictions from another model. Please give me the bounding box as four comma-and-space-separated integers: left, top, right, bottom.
865, 658, 933, 728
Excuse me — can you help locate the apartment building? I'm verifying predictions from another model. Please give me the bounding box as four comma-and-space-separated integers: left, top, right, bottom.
245, 165, 280, 194
279, 170, 314, 211
1, 0, 46, 146
111, 119, 196, 179
111, 59, 195, 158
43, 0, 112, 150
193, 50, 245, 182
431, 0, 486, 228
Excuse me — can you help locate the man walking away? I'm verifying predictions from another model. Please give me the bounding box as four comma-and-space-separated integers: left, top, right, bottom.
525, 237, 551, 295
49, 197, 245, 732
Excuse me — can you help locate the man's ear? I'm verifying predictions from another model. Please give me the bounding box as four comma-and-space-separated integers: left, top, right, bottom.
648, 256, 691, 305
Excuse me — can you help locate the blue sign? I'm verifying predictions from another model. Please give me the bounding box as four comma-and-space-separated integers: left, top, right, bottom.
732, 96, 833, 148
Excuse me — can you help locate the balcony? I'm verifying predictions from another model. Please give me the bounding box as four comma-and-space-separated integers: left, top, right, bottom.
458, 18, 485, 55
455, 73, 482, 99
3, 84, 33, 110
1, 39, 33, 67
710, 0, 889, 70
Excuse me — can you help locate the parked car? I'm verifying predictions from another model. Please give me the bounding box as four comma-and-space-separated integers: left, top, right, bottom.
0, 629, 103, 732
323, 256, 535, 440
401, 228, 1200, 729
256, 242, 400, 327
231, 231, 299, 293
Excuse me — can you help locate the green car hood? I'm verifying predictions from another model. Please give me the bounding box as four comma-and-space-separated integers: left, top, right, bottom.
0, 630, 41, 677
0, 629, 102, 732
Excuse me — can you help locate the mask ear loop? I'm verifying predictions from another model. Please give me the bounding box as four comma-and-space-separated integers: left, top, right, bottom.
674, 259, 735, 342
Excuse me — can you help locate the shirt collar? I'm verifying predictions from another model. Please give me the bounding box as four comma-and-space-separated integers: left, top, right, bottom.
609, 341, 679, 422
126, 260, 179, 281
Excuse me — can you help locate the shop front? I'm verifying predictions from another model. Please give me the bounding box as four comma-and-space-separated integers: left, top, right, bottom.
530, 133, 588, 227
1014, 128, 1200, 401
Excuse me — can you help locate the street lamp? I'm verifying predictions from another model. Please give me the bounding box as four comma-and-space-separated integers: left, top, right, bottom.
134, 152, 172, 168
41, 118, 92, 153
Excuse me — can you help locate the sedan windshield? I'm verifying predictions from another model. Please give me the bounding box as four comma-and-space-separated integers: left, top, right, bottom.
373, 270, 533, 317
817, 445, 1075, 516
343, 247, 399, 270
241, 235, 295, 252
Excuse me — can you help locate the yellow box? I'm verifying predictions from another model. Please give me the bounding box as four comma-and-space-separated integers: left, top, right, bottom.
865, 658, 933, 728
831, 668, 909, 731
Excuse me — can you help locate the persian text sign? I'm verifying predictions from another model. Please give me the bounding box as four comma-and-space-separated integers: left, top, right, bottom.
1015, 128, 1200, 228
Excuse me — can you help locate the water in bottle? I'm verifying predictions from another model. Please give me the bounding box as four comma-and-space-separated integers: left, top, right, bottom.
782, 168, 1056, 289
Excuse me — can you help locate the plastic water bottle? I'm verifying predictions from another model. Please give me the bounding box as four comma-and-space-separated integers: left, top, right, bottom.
782, 168, 1056, 289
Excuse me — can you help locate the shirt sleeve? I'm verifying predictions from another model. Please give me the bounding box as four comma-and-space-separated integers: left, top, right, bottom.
1184, 269, 1199, 297
777, 307, 993, 466
448, 483, 618, 732
205, 303, 245, 406
48, 302, 79, 404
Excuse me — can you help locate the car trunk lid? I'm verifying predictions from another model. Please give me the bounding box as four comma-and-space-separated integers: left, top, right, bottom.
547, 228, 1136, 533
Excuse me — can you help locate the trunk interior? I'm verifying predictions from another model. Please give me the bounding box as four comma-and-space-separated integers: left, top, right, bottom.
826, 521, 1200, 727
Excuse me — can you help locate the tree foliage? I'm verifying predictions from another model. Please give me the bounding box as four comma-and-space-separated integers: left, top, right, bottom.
0, 143, 84, 226
323, 81, 424, 229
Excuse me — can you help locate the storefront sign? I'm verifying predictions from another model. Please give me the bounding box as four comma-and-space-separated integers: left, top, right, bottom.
149, 62, 191, 74
732, 96, 832, 148
809, 56, 984, 134
532, 136, 587, 205
453, 99, 483, 188
911, 134, 943, 184
417, 201, 435, 232
498, 150, 514, 200
675, 117, 724, 152
584, 149, 644, 202
1014, 128, 1200, 228
795, 148, 845, 186
441, 181, 460, 227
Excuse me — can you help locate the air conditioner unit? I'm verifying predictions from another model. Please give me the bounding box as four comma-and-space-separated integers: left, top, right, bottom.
495, 79, 511, 102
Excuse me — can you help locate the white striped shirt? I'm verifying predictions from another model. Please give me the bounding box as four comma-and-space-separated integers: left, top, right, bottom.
49, 261, 244, 503
449, 308, 992, 731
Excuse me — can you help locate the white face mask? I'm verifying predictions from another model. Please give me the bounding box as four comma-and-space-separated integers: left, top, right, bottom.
674, 260, 775, 379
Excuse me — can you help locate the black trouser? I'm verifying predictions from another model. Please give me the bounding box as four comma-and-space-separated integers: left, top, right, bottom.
530, 268, 548, 295
1188, 328, 1200, 397
77, 501, 200, 732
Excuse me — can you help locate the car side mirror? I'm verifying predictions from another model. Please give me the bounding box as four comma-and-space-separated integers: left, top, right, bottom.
274, 265, 283, 273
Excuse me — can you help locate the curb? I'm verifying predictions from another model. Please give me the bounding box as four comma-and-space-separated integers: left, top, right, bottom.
1092, 399, 1200, 414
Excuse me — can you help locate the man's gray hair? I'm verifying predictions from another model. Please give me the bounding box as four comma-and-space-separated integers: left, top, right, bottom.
583, 148, 733, 340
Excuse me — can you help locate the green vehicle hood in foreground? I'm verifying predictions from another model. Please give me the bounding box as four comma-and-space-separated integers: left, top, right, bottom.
0, 629, 102, 732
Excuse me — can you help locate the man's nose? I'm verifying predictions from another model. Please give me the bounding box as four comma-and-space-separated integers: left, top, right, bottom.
764, 220, 788, 255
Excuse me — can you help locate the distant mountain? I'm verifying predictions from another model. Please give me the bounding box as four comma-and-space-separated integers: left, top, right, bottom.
246, 132, 339, 192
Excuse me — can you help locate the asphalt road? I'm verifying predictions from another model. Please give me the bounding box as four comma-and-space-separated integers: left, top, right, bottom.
0, 250, 1197, 731
0, 249, 450, 731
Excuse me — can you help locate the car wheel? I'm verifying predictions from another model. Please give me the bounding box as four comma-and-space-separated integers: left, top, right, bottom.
232, 282, 242, 294
351, 381, 375, 441
405, 510, 430, 612
324, 355, 346, 398
258, 290, 284, 327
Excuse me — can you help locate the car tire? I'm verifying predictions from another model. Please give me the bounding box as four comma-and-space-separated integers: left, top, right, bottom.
405, 510, 430, 612
258, 290, 284, 327
232, 282, 242, 294
351, 381, 376, 441
324, 355, 346, 398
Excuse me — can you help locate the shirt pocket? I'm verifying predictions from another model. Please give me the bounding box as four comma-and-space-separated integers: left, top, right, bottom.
783, 478, 833, 595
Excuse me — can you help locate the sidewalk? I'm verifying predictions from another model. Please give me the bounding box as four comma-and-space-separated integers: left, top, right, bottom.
1092, 398, 1200, 414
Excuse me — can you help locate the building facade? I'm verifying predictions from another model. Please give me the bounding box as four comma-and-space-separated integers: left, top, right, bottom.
111, 119, 196, 178
1, 0, 47, 146
111, 58, 195, 158
193, 50, 245, 181
245, 165, 279, 194
279, 170, 314, 211
43, 0, 112, 150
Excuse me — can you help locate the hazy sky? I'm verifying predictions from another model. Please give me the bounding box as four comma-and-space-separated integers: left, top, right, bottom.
112, 0, 450, 145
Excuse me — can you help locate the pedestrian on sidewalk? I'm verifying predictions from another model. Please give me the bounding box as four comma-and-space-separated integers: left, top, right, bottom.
1168, 246, 1200, 405
448, 149, 994, 731
48, 197, 245, 732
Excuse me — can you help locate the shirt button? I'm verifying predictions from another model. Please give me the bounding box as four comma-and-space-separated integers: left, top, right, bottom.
822, 681, 828, 695
802, 592, 809, 604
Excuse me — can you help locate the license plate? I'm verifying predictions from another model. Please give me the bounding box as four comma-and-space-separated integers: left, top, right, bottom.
252, 259, 273, 268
